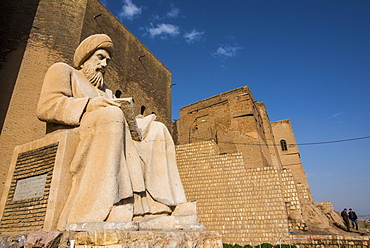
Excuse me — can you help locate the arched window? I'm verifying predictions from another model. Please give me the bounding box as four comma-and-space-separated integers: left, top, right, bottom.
280, 139, 288, 151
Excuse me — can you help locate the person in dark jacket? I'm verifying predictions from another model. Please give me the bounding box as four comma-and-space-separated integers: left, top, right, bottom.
348, 208, 358, 230
341, 208, 350, 231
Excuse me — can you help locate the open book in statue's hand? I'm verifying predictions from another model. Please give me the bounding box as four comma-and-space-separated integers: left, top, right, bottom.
113, 98, 156, 141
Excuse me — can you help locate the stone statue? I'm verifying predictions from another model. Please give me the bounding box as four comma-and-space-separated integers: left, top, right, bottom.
37, 34, 188, 229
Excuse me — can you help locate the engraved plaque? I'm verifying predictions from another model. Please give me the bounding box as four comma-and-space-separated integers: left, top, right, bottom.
13, 174, 47, 201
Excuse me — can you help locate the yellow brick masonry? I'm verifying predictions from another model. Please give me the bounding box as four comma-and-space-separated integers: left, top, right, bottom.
280, 169, 307, 230
176, 141, 290, 246
315, 201, 335, 212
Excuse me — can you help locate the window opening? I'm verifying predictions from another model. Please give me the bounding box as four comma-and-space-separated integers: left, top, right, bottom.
280, 139, 288, 151
115, 90, 122, 98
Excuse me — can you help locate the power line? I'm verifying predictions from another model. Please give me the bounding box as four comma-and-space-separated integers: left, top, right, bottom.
184, 135, 370, 146
296, 136, 370, 146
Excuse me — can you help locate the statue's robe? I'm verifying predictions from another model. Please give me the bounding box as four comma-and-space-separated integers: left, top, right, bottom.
37, 62, 186, 227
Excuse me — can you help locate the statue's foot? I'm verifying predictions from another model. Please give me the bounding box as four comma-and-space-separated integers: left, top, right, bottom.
105, 204, 133, 222
171, 201, 197, 216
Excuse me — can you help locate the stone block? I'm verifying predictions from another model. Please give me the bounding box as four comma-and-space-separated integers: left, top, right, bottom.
138, 215, 204, 231
24, 230, 62, 248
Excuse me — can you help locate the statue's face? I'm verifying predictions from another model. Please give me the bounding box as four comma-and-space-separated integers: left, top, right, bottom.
83, 49, 111, 73
81, 49, 111, 89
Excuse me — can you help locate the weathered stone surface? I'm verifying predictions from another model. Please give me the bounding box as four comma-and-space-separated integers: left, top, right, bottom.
24, 230, 62, 248
73, 230, 222, 248
66, 222, 139, 232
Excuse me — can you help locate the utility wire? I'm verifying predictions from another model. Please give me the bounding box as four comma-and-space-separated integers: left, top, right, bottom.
296, 135, 370, 146
184, 135, 370, 146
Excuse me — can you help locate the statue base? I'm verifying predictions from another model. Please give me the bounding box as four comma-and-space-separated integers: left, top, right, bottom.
65, 222, 222, 248
66, 214, 205, 232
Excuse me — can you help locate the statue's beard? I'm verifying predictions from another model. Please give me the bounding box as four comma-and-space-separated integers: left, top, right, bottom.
82, 64, 104, 89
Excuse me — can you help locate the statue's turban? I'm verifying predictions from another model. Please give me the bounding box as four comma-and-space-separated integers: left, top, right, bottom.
73, 34, 113, 69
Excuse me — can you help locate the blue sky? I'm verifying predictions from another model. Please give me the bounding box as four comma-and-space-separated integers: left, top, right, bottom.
101, 0, 370, 215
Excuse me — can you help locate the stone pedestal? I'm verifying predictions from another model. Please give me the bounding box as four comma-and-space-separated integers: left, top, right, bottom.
68, 229, 223, 248
0, 130, 79, 233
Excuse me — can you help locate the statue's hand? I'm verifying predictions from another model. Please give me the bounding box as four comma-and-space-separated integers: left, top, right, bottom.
86, 97, 120, 113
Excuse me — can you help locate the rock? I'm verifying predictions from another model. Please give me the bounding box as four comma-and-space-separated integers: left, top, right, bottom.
12, 234, 27, 248
24, 230, 62, 248
0, 237, 10, 248
0, 234, 28, 248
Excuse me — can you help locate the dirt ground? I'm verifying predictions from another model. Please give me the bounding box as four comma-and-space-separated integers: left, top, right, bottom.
296, 200, 370, 238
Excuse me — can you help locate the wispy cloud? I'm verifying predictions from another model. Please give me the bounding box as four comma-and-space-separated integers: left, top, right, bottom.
118, 0, 142, 21
167, 5, 180, 18
150, 5, 180, 21
100, 0, 108, 7
306, 172, 316, 178
184, 29, 204, 44
148, 23, 180, 38
212, 44, 242, 59
328, 112, 344, 120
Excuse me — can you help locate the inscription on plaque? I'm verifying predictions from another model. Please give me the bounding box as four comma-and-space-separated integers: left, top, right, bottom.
13, 174, 47, 201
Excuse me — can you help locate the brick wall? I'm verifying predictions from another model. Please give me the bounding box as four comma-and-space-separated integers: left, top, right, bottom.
281, 169, 307, 230
176, 141, 290, 245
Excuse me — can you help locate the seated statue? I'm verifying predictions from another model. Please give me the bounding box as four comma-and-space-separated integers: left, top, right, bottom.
37, 34, 187, 228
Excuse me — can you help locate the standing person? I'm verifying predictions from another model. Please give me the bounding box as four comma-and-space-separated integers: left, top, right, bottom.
341, 208, 350, 232
348, 208, 358, 230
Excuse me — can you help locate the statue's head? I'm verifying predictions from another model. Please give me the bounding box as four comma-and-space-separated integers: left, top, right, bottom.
74, 34, 113, 89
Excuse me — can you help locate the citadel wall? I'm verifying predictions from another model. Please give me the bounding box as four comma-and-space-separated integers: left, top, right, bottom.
175, 86, 313, 245
0, 0, 172, 197
176, 141, 290, 245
